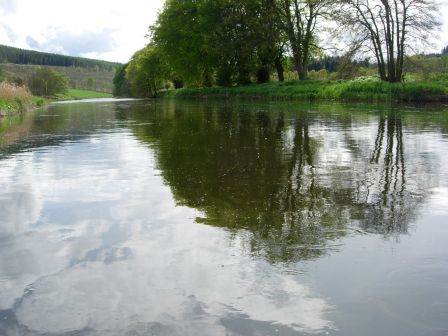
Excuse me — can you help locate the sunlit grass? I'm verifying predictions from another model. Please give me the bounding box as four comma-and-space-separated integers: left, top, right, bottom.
163, 78, 448, 103
56, 88, 113, 100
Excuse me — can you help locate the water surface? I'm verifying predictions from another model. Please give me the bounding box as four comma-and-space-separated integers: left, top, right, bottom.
1, 99, 448, 336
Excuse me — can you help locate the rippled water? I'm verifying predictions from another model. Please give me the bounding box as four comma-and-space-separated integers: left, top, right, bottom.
1, 99, 448, 336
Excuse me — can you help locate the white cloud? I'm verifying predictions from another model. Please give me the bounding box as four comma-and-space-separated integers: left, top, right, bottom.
441, 0, 448, 51
0, 0, 165, 63
0, 0, 17, 13
0, 0, 446, 63
25, 28, 117, 56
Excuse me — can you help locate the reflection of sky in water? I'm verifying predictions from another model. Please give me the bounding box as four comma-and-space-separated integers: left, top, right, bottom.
0, 133, 331, 335
0, 101, 448, 336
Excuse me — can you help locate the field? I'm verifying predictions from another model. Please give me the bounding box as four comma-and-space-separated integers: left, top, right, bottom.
66, 88, 113, 99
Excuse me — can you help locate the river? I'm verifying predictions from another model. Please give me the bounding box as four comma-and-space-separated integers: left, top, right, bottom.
1, 99, 448, 336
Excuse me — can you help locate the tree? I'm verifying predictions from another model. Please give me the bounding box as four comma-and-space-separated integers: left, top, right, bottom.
255, 0, 288, 82
86, 77, 95, 90
205, 0, 262, 85
125, 45, 167, 98
442, 45, 448, 55
152, 0, 288, 87
151, 0, 215, 87
275, 0, 330, 80
113, 64, 131, 97
28, 68, 68, 97
338, 0, 441, 82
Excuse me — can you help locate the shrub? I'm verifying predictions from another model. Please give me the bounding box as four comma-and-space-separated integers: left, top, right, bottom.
0, 81, 33, 114
0, 81, 31, 101
28, 68, 69, 97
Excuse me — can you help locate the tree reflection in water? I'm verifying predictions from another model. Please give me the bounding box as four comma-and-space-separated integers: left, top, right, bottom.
127, 102, 434, 263
351, 113, 427, 236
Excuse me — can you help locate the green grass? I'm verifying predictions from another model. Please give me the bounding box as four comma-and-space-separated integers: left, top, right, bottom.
1, 86, 112, 118
56, 88, 113, 100
162, 77, 448, 103
0, 96, 45, 117
68, 88, 113, 99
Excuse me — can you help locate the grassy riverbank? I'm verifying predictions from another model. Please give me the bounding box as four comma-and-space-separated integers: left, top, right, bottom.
0, 85, 112, 118
56, 88, 113, 100
162, 77, 448, 103
0, 82, 45, 117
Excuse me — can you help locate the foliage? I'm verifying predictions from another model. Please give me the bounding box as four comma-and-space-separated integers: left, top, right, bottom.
406, 54, 448, 79
275, 0, 332, 80
114, 0, 442, 95
28, 68, 69, 97
0, 81, 33, 115
125, 45, 167, 98
0, 81, 31, 101
151, 0, 213, 86
162, 78, 447, 102
336, 0, 441, 83
1, 63, 116, 93
113, 64, 131, 97
151, 0, 288, 87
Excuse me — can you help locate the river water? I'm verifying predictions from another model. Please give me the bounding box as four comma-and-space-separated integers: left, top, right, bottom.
1, 99, 448, 336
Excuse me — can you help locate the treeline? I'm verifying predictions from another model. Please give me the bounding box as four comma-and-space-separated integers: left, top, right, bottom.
0, 45, 120, 71
114, 0, 442, 98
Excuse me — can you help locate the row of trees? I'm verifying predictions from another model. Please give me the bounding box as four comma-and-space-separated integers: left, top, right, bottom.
0, 45, 119, 71
114, 0, 441, 97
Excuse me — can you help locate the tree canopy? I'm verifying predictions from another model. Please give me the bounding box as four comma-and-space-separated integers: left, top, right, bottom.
114, 0, 442, 96
28, 68, 68, 97
124, 45, 168, 98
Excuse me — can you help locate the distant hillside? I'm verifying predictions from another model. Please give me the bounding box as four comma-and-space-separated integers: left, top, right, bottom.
0, 45, 120, 93
0, 44, 120, 71
1, 63, 116, 93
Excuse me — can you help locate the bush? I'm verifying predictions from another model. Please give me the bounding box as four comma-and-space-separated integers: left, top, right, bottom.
28, 68, 68, 97
0, 81, 31, 101
0, 81, 33, 114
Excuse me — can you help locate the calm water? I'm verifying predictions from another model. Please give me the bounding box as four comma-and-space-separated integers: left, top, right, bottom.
1, 99, 448, 336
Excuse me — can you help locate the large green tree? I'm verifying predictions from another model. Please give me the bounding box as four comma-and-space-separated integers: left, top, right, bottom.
125, 45, 167, 98
151, 0, 215, 87
151, 0, 287, 87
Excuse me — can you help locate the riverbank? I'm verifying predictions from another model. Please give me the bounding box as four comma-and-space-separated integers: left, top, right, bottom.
56, 88, 113, 101
0, 82, 45, 117
0, 86, 113, 118
162, 78, 448, 103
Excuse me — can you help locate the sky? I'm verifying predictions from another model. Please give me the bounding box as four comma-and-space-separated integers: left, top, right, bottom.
0, 0, 447, 64
0, 0, 165, 63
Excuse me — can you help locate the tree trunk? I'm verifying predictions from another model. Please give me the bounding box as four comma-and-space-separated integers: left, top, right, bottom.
275, 57, 285, 82
297, 63, 308, 80
257, 66, 270, 83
